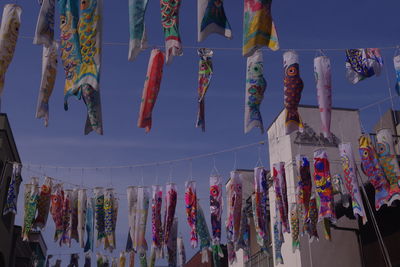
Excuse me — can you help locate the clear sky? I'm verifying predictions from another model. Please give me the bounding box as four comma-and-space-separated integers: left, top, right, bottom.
5, 0, 400, 265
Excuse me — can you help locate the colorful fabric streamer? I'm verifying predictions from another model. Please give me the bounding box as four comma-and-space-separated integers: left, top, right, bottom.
185, 180, 198, 248
0, 4, 22, 106
314, 55, 332, 138
177, 236, 186, 267
196, 202, 211, 263
313, 149, 336, 223
3, 163, 22, 215
96, 253, 104, 267
84, 197, 94, 252
295, 155, 312, 226
128, 0, 149, 60
119, 252, 126, 267
160, 0, 182, 64
236, 207, 250, 261
129, 251, 135, 267
273, 216, 284, 265
84, 253, 91, 267
196, 48, 213, 131
94, 187, 105, 247
77, 189, 87, 248
163, 183, 178, 250
167, 217, 178, 267
226, 171, 243, 246
273, 162, 289, 233
22, 184, 39, 241
244, 49, 266, 134
70, 189, 79, 243
33, 176, 53, 229
210, 175, 223, 262
50, 183, 64, 241
197, 0, 232, 42
104, 188, 115, 252
35, 41, 58, 127
332, 174, 350, 208
345, 48, 383, 84
151, 185, 163, 259
33, 0, 55, 46
135, 186, 150, 260
69, 254, 79, 267
61, 189, 72, 246
290, 203, 300, 252
339, 142, 367, 224
394, 55, 400, 95
304, 194, 319, 242
138, 49, 165, 132
283, 50, 304, 135
359, 134, 390, 210
127, 186, 138, 251
252, 167, 269, 249
376, 128, 400, 205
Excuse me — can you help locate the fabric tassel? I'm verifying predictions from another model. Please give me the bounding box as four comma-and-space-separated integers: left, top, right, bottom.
135, 186, 150, 262
226, 171, 243, 247
290, 203, 300, 252
112, 191, 119, 250
314, 55, 332, 138
119, 252, 126, 267
177, 236, 186, 267
304, 194, 319, 242
151, 185, 163, 259
127, 186, 138, 250
3, 163, 22, 215
94, 187, 106, 247
273, 162, 289, 233
33, 0, 55, 46
69, 254, 79, 267
0, 4, 22, 107
196, 202, 211, 263
36, 41, 58, 127
33, 176, 53, 229
138, 49, 165, 132
84, 253, 91, 267
54, 259, 62, 267
273, 217, 284, 265
196, 48, 213, 131
345, 48, 383, 84
97, 253, 104, 267
128, 0, 149, 60
78, 188, 87, 248
129, 251, 135, 267
332, 174, 350, 208
226, 239, 236, 265
236, 207, 250, 261
167, 217, 178, 267
185, 181, 198, 248
376, 128, 400, 206
313, 149, 336, 223
84, 197, 95, 252
197, 0, 232, 42
339, 142, 367, 224
61, 189, 72, 246
295, 155, 312, 229
252, 167, 269, 249
358, 134, 390, 210
210, 175, 224, 262
244, 49, 266, 134
70, 188, 79, 242
50, 183, 64, 241
22, 184, 39, 241
104, 188, 115, 252
160, 0, 182, 64
242, 0, 279, 57
283, 50, 304, 135
163, 183, 178, 251
394, 55, 400, 95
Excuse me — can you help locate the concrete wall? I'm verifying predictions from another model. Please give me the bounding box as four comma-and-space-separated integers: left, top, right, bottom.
267, 106, 363, 267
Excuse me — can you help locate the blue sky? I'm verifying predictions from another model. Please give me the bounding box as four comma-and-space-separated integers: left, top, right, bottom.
6, 0, 400, 265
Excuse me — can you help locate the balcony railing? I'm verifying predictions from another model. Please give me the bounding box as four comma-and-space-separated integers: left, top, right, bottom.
245, 250, 273, 267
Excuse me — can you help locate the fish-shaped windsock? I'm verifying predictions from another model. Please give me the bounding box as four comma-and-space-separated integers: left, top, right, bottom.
128, 0, 149, 61
345, 48, 383, 84
134, 186, 150, 258
210, 175, 223, 261
296, 155, 312, 227
36, 41, 58, 127
339, 142, 367, 224
196, 202, 211, 263
196, 48, 213, 132
273, 216, 284, 265
304, 194, 319, 242
283, 51, 304, 135
197, 0, 232, 42
332, 174, 350, 208
104, 188, 115, 252
394, 55, 400, 95
245, 49, 266, 134
77, 189, 87, 248
70, 189, 79, 243
94, 187, 105, 247
252, 167, 269, 249
226, 171, 243, 247
33, 176, 53, 229
22, 184, 39, 241
0, 4, 22, 106
50, 183, 64, 241
166, 218, 178, 267
290, 203, 300, 252
242, 0, 279, 57
3, 163, 22, 216
314, 55, 332, 138
33, 0, 55, 46
185, 181, 198, 248
163, 183, 177, 250
160, 0, 183, 64
273, 162, 289, 233
127, 186, 138, 250
61, 189, 72, 247
313, 149, 336, 223
151, 185, 163, 260
359, 134, 390, 210
376, 128, 400, 206
236, 207, 250, 260
138, 49, 165, 132
177, 236, 186, 267
84, 197, 94, 252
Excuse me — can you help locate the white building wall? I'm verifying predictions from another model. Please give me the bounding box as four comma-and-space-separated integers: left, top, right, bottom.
268, 106, 363, 267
